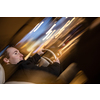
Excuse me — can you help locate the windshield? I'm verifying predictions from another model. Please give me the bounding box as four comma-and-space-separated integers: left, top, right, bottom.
14, 17, 85, 57
0, 17, 86, 60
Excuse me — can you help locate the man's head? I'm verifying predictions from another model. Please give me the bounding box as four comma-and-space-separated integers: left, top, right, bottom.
3, 47, 24, 65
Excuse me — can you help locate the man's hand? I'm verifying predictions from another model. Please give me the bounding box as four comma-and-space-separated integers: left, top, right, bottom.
37, 49, 44, 55
53, 58, 60, 64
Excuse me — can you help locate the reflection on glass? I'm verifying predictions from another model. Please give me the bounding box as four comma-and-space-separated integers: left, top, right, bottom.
15, 17, 85, 58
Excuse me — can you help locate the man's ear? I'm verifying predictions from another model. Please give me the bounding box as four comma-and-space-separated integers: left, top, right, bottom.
3, 58, 10, 65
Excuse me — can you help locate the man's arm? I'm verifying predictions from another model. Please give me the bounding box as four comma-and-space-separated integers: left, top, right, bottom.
37, 58, 61, 76
27, 53, 41, 64
27, 49, 44, 64
38, 62, 61, 76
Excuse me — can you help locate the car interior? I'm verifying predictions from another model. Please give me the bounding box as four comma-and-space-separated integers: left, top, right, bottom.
0, 17, 100, 84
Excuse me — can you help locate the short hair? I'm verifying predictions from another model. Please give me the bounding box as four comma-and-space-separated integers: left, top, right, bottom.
0, 47, 12, 64
2, 47, 11, 59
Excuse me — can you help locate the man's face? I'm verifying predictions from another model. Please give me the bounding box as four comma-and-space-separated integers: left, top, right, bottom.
5, 47, 24, 64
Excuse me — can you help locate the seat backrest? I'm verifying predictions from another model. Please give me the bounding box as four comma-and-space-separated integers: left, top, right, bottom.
70, 70, 88, 84
0, 64, 5, 84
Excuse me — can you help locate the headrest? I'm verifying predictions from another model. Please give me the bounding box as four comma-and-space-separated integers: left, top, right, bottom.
0, 64, 5, 84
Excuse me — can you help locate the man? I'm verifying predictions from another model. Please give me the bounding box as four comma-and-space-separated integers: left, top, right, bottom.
2, 47, 61, 77
2, 47, 80, 84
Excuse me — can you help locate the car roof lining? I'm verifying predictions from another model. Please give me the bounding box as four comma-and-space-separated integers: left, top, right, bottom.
0, 17, 44, 52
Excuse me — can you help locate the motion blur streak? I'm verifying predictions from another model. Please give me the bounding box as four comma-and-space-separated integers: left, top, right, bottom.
59, 28, 88, 55
54, 18, 75, 39
34, 21, 44, 32
46, 30, 56, 40
46, 24, 56, 34
58, 35, 71, 47
15, 17, 86, 58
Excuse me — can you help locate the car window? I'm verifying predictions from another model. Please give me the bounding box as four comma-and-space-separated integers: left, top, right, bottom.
13, 17, 85, 57
0, 17, 86, 60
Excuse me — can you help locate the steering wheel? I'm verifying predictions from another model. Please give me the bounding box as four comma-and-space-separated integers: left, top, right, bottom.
25, 48, 58, 67
42, 49, 57, 63
38, 49, 57, 67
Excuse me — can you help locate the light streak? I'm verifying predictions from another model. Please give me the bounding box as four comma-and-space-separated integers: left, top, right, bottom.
46, 24, 56, 34
34, 21, 44, 32
54, 17, 76, 39
29, 21, 44, 33
42, 30, 52, 40
26, 40, 41, 52
58, 34, 71, 47
60, 29, 87, 52
46, 30, 56, 39
55, 28, 65, 38
29, 23, 39, 33
43, 24, 56, 41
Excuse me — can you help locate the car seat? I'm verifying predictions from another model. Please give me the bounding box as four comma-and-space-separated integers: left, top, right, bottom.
0, 62, 88, 84
57, 62, 88, 84
0, 63, 33, 84
0, 64, 5, 83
